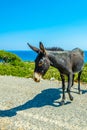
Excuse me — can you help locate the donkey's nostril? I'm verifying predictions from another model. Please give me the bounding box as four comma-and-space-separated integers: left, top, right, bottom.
34, 78, 37, 82
34, 77, 40, 82
34, 72, 41, 82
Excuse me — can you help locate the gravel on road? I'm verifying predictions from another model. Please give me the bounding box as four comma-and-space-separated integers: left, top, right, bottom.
0, 75, 87, 130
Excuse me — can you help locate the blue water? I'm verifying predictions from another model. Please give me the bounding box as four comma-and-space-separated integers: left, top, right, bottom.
8, 50, 37, 61
8, 50, 87, 63
84, 51, 87, 63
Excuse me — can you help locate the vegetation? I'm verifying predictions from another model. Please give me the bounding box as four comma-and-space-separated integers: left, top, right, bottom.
0, 50, 87, 82
0, 50, 21, 63
0, 50, 34, 78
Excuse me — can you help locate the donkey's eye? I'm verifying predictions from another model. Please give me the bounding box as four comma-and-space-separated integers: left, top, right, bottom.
38, 60, 43, 66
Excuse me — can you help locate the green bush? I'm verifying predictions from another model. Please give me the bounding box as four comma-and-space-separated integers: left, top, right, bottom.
0, 50, 35, 78
0, 50, 21, 63
0, 61, 87, 82
80, 64, 87, 82
0, 62, 34, 78
0, 50, 87, 82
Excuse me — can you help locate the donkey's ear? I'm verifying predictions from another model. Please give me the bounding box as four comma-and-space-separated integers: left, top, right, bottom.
27, 43, 39, 53
39, 42, 46, 54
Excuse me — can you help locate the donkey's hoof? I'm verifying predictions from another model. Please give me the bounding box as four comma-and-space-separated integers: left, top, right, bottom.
78, 92, 80, 94
78, 91, 82, 94
70, 96, 73, 101
61, 100, 65, 105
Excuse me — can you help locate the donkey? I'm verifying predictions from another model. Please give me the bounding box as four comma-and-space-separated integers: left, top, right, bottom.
27, 42, 84, 104
46, 47, 81, 89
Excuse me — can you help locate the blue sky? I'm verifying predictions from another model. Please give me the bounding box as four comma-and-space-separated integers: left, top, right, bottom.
0, 0, 87, 50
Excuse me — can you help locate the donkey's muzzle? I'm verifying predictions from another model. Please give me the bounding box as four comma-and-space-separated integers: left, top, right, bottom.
33, 72, 42, 82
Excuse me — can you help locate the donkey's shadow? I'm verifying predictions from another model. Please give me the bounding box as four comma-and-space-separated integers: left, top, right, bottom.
82, 89, 87, 94
0, 88, 64, 117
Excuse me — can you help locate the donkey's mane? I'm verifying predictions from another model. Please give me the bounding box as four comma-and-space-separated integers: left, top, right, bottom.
45, 47, 64, 51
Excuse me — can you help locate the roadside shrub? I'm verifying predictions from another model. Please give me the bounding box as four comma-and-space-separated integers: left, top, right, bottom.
0, 50, 87, 82
0, 50, 21, 63
80, 63, 87, 82
0, 62, 35, 78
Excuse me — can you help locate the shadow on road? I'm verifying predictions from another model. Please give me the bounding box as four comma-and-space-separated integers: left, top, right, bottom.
0, 88, 71, 117
82, 89, 87, 94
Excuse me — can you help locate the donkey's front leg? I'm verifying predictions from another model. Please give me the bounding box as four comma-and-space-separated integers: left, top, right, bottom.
67, 73, 73, 101
60, 74, 66, 104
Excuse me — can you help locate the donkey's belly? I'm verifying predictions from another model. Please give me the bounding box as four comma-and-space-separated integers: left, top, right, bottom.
72, 62, 84, 73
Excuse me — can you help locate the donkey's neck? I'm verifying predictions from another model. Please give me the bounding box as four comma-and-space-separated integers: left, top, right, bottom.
47, 51, 62, 68
46, 50, 70, 69
48, 54, 57, 67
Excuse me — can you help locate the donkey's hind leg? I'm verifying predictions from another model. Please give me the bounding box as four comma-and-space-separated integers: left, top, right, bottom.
72, 74, 75, 87
78, 71, 82, 94
67, 73, 73, 101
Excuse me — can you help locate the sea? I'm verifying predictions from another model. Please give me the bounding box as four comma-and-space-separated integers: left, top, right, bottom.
8, 50, 87, 63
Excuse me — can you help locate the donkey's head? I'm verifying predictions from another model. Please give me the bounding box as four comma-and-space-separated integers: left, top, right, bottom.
27, 42, 50, 82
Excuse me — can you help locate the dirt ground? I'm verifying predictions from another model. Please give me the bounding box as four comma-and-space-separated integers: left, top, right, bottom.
0, 75, 87, 130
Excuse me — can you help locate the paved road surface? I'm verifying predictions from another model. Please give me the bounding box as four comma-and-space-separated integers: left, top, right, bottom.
0, 76, 87, 130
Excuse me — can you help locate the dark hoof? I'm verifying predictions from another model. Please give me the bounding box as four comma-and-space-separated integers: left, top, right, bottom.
78, 92, 80, 94
78, 91, 82, 94
61, 100, 65, 105
70, 96, 73, 101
